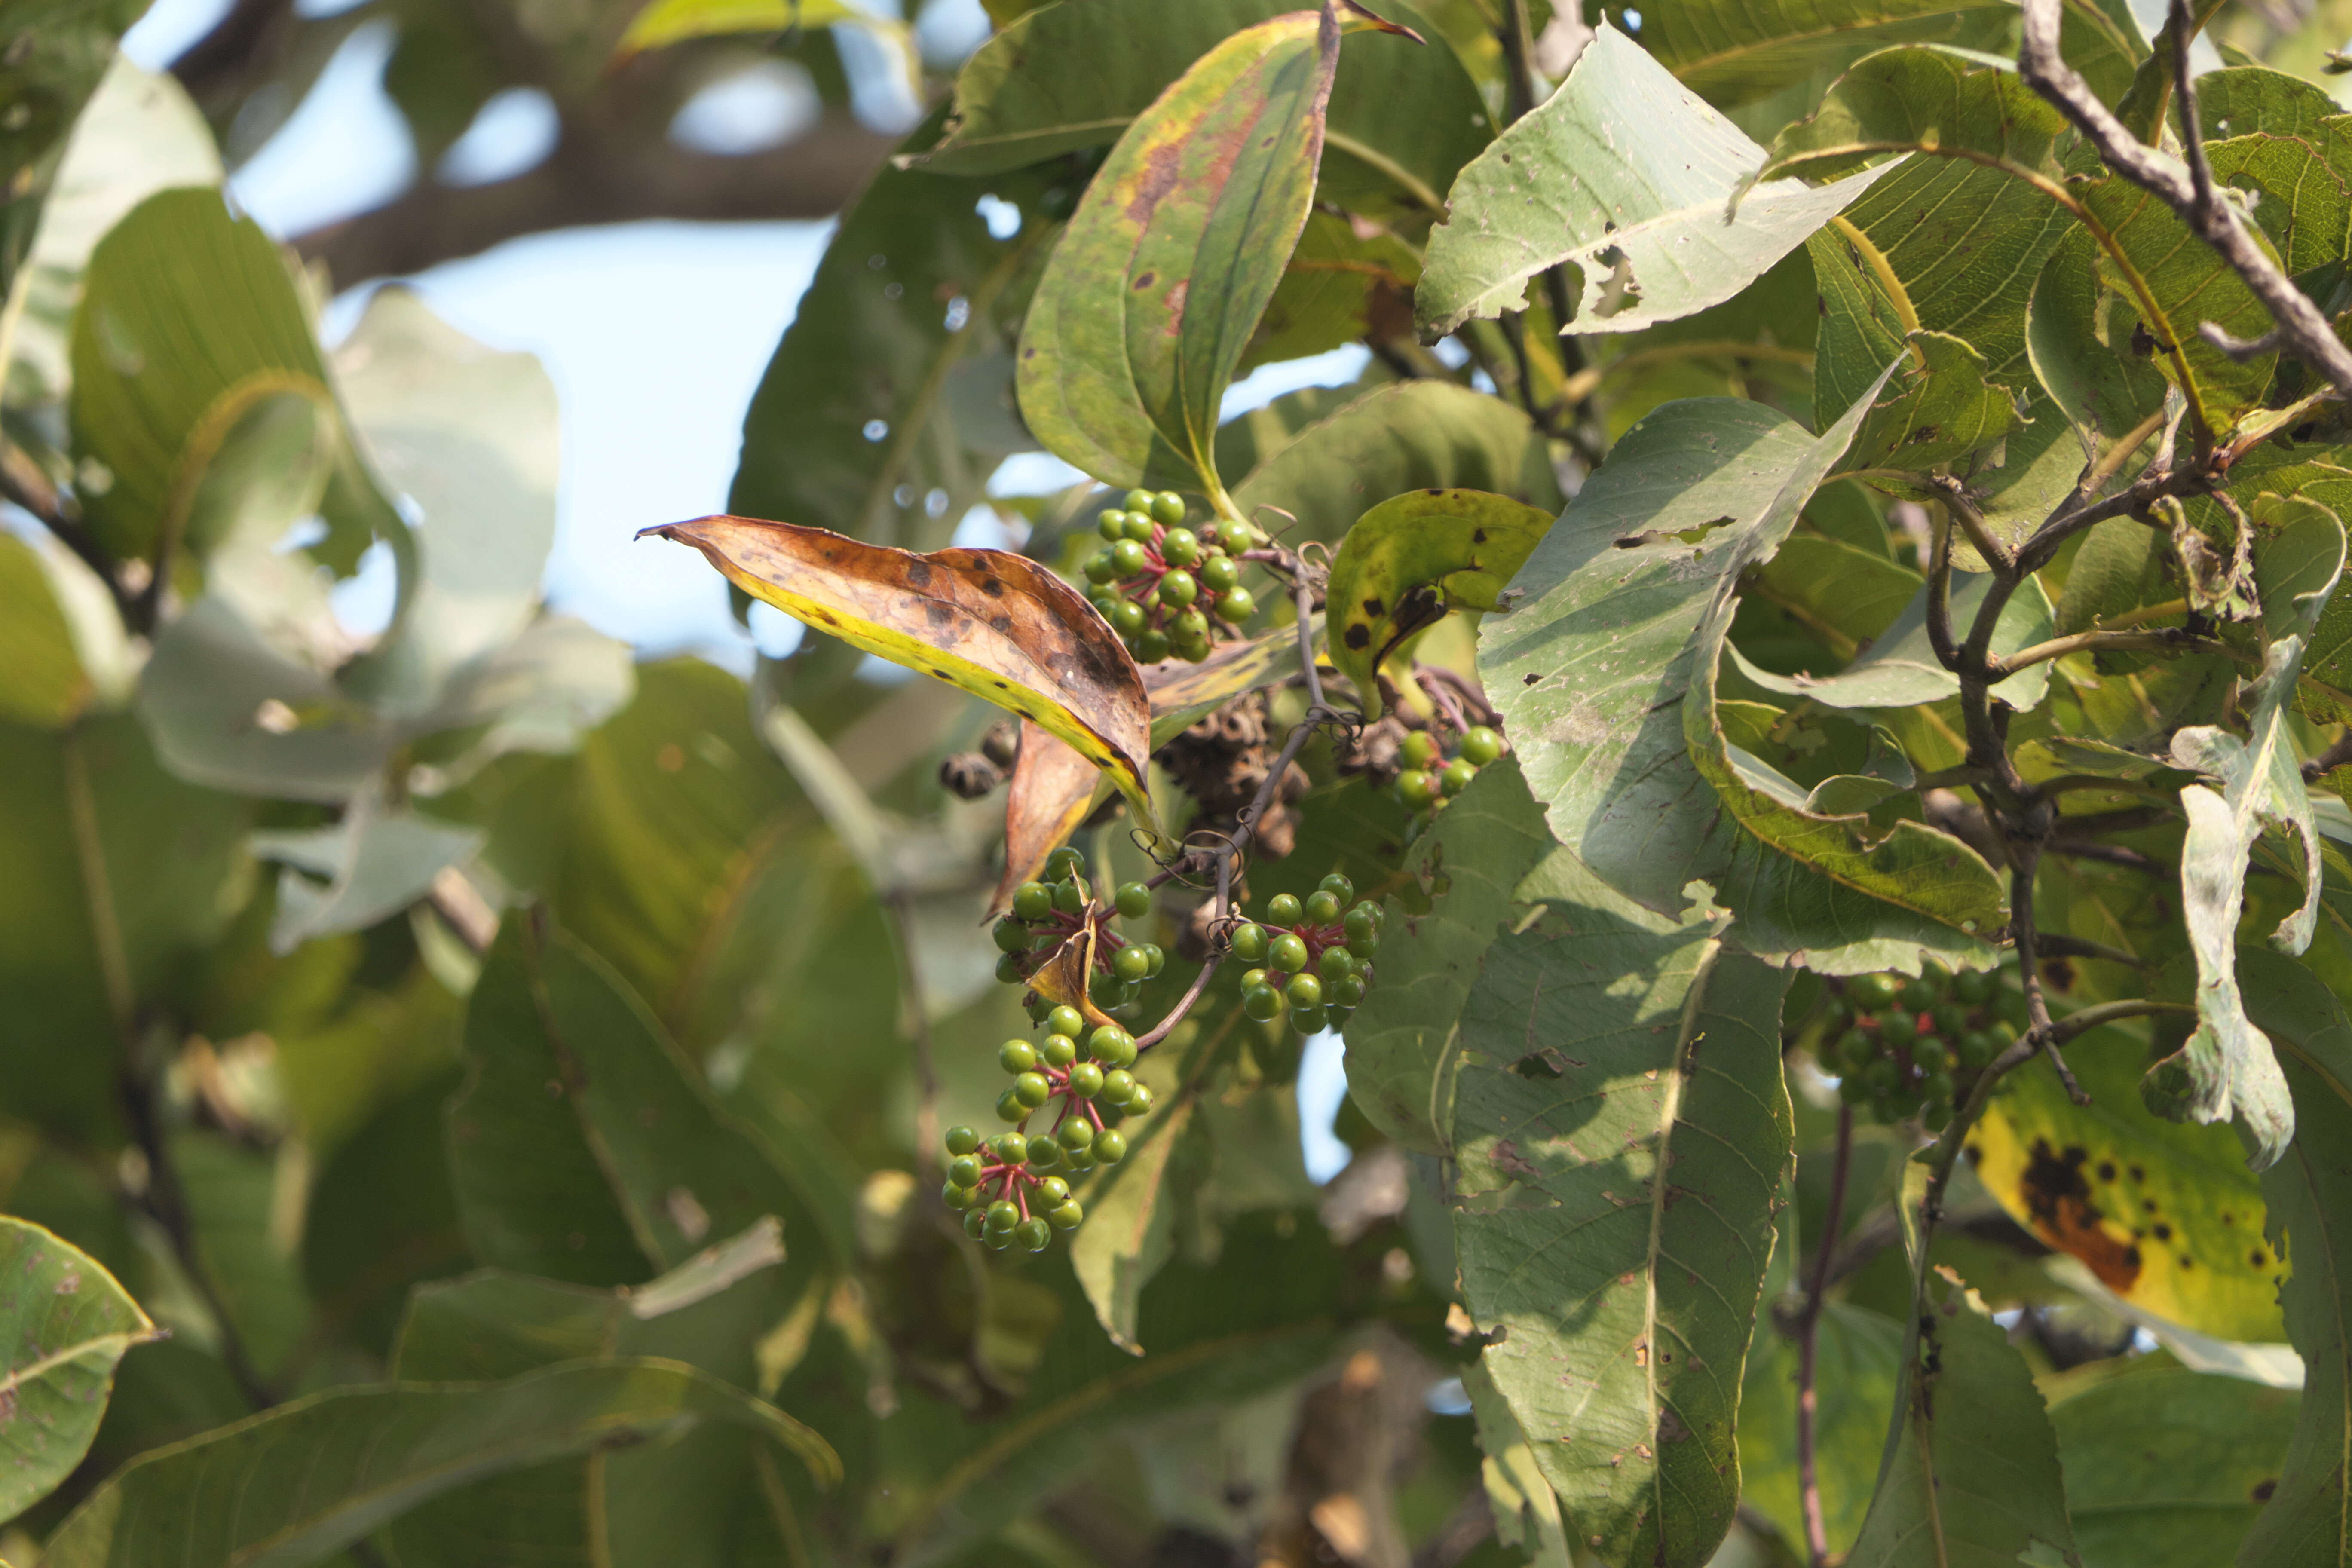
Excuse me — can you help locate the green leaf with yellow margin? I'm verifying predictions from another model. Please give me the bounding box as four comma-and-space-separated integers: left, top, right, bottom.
1969, 1020, 2285, 1342
616, 0, 870, 54
1014, 4, 1366, 504
1324, 489, 1554, 710
643, 515, 1161, 839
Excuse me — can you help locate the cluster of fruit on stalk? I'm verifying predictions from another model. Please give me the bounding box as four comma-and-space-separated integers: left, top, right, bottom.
1079, 489, 1262, 664
1389, 723, 1503, 828
1817, 963, 2025, 1128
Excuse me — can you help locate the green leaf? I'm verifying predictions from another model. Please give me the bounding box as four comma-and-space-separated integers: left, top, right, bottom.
1014, 7, 1344, 499
730, 112, 1051, 551
1240, 209, 1419, 372
251, 799, 486, 952
1068, 1094, 1201, 1354
1844, 1276, 2079, 1568
1483, 386, 2007, 973
2051, 1369, 2299, 1568
1451, 851, 1792, 1567
2205, 125, 2352, 280
2196, 64, 2344, 140
1323, 488, 1554, 708
616, 0, 877, 53
923, 0, 1488, 224
2237, 956, 2352, 1568
1463, 1360, 1577, 1568
0, 1217, 154, 1521
1739, 1302, 1904, 1558
1228, 380, 1563, 545
41, 1359, 837, 1568
2027, 224, 2171, 450
1969, 1020, 2284, 1341
1750, 532, 1921, 652
2159, 502, 2345, 1167
1340, 757, 1554, 1155
0, 531, 124, 728
1610, 0, 2021, 108
448, 922, 822, 1285
1768, 45, 2070, 184
1730, 569, 2056, 714
1416, 26, 1892, 340
0, 0, 147, 302
1831, 328, 2026, 478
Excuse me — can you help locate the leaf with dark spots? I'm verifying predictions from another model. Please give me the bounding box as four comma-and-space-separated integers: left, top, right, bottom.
1015, 6, 1346, 499
1322, 488, 1554, 709
988, 720, 1103, 918
643, 514, 1160, 839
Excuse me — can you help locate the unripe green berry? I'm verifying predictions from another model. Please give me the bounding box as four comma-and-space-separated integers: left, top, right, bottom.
1168, 606, 1210, 643
1115, 881, 1152, 920
999, 1039, 1038, 1075
1837, 1071, 1871, 1104
1318, 872, 1354, 903
992, 1133, 1028, 1164
1396, 769, 1437, 808
1200, 554, 1240, 592
1213, 586, 1256, 623
965, 1207, 988, 1239
1216, 518, 1256, 553
1094, 1129, 1128, 1163
1440, 759, 1477, 796
1266, 893, 1303, 925
1046, 1005, 1085, 1039
1140, 942, 1165, 977
1318, 946, 1355, 983
1847, 974, 1899, 1011
1101, 1068, 1136, 1105
1951, 968, 1996, 1005
1126, 1083, 1155, 1114
995, 952, 1026, 985
1087, 1024, 1135, 1064
1014, 1071, 1051, 1108
1098, 509, 1132, 542
1083, 551, 1118, 584
1268, 933, 1309, 974
1343, 906, 1378, 946
1459, 726, 1503, 765
948, 1155, 983, 1187
1921, 1099, 1954, 1132
1151, 491, 1187, 525
1110, 537, 1150, 578
1046, 847, 1086, 879
1059, 1118, 1096, 1152
986, 1199, 1019, 1231
1957, 1029, 1996, 1069
1291, 1005, 1329, 1035
1134, 628, 1170, 663
1161, 528, 1201, 567
995, 1089, 1027, 1123
1303, 890, 1342, 926
1836, 1029, 1874, 1072
1231, 922, 1269, 962
944, 1125, 980, 1157
1038, 1176, 1071, 1205
1016, 1217, 1052, 1252
1879, 1011, 1918, 1047
1861, 1057, 1898, 1093
1158, 569, 1198, 608
1067, 1061, 1105, 1098
1899, 978, 1937, 1013
1932, 1003, 1970, 1039
1026, 1138, 1062, 1172
1921, 1071, 1955, 1104
1049, 1199, 1085, 1229
943, 1181, 977, 1210
1041, 1033, 1078, 1068
1402, 732, 1440, 769
1911, 1036, 1951, 1072
1113, 945, 1152, 982
993, 918, 1032, 954
1012, 882, 1054, 922
1244, 984, 1284, 1021
1330, 974, 1366, 1008
1286, 972, 1324, 1009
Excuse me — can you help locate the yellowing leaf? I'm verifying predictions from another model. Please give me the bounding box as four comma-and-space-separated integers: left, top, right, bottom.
1322, 488, 1554, 709
616, 0, 876, 55
1014, 7, 1345, 502
643, 516, 1160, 838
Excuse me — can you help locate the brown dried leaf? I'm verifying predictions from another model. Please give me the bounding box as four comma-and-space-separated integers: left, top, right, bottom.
988, 720, 1104, 918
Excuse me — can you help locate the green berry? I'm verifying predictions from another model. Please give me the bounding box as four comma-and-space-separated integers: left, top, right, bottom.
1161, 528, 1201, 567
1836, 1029, 1874, 1073
1291, 1005, 1329, 1035
1268, 933, 1309, 973
1440, 759, 1478, 796
1114, 946, 1151, 982
999, 1039, 1038, 1075
995, 1089, 1027, 1123
1460, 726, 1503, 766
992, 1133, 1028, 1164
1921, 1099, 1954, 1132
1214, 587, 1256, 624
1838, 1072, 1871, 1104
1038, 1176, 1071, 1205
1216, 519, 1256, 553
944, 1125, 980, 1157
1110, 539, 1148, 578
1286, 972, 1324, 1009
1063, 1145, 1096, 1173
1133, 628, 1171, 663
1951, 968, 1995, 1005
1015, 1217, 1052, 1252
1046, 1005, 1085, 1040
1318, 946, 1355, 983
1343, 905, 1379, 947
1151, 491, 1187, 526
1318, 872, 1355, 903
1058, 1118, 1096, 1152
1303, 890, 1342, 926
1899, 978, 1937, 1013
1244, 984, 1284, 1021
1168, 606, 1210, 643
1957, 1029, 1996, 1069
1027, 1138, 1062, 1171
943, 1182, 977, 1211
995, 953, 1026, 985
1046, 847, 1086, 881
1932, 1003, 1970, 1038
986, 1199, 1020, 1231
964, 1208, 988, 1239
1127, 1083, 1155, 1114
948, 1155, 983, 1187
1266, 893, 1302, 925
1095, 1129, 1128, 1163
1014, 1071, 1051, 1108
1049, 1200, 1085, 1229
1068, 1061, 1105, 1098
1921, 1071, 1955, 1105
1861, 1057, 1898, 1094
1880, 1011, 1918, 1047
1330, 974, 1366, 1008
1101, 1068, 1137, 1105
1108, 597, 1147, 637
1158, 569, 1199, 607
1139, 943, 1165, 977
1115, 881, 1152, 919
1087, 1024, 1135, 1064
1911, 1036, 1951, 1072
1012, 882, 1054, 922
1083, 551, 1118, 584
1401, 732, 1439, 769
1847, 974, 1899, 1011
1099, 509, 1132, 542
1200, 554, 1240, 592
1396, 769, 1437, 808
1042, 1033, 1078, 1068
1996, 988, 2030, 1026
1231, 922, 1269, 962
1053, 878, 1088, 916
993, 918, 1031, 954
1119, 488, 1152, 514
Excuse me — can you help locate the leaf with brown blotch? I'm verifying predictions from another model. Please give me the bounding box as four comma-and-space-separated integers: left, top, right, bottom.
1027, 920, 1115, 1030
989, 720, 1105, 918
642, 515, 1162, 840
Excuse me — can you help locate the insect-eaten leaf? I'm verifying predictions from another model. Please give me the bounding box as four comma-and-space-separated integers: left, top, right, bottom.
1324, 488, 1555, 710
1014, 6, 1344, 502
644, 515, 1162, 841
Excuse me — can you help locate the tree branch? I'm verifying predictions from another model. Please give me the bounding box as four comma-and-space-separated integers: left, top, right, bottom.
2018, 0, 2352, 406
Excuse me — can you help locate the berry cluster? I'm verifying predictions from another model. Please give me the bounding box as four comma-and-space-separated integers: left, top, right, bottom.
1822, 965, 2022, 1129
1393, 725, 1504, 823
992, 846, 1164, 1019
941, 1124, 1089, 1253
1229, 873, 1381, 1036
1081, 489, 1260, 664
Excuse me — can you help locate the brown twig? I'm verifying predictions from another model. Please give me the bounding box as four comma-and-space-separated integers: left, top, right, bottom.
2018, 0, 2352, 407
1795, 1104, 1853, 1568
